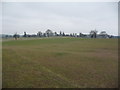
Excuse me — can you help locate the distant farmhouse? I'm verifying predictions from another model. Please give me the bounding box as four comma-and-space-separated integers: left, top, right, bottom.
98, 31, 109, 38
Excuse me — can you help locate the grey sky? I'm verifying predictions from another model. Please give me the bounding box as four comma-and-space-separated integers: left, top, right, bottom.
2, 2, 118, 35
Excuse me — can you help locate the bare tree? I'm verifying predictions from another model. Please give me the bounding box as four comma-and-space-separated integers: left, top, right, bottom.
59, 31, 62, 36
13, 33, 19, 40
23, 32, 27, 37
46, 29, 53, 37
79, 33, 82, 37
62, 32, 65, 36
37, 31, 42, 37
54, 32, 57, 36
90, 30, 98, 38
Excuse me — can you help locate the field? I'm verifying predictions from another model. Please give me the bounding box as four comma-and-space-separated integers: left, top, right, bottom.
2, 37, 118, 88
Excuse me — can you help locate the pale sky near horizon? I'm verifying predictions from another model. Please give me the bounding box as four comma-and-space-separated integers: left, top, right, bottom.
2, 2, 118, 35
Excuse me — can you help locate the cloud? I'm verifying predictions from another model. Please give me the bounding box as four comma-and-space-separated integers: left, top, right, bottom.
2, 2, 118, 35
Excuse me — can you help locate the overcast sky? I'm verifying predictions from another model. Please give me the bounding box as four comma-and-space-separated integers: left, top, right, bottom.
2, 2, 118, 35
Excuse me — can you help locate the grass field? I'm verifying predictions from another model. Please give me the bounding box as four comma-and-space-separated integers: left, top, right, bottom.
2, 37, 118, 88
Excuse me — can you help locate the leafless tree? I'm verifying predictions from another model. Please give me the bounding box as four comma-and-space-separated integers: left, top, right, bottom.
90, 30, 98, 38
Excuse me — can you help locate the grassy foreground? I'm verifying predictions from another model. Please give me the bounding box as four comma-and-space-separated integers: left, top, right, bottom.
2, 37, 118, 88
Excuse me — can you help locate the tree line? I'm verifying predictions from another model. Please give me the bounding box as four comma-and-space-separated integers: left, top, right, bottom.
10, 29, 113, 40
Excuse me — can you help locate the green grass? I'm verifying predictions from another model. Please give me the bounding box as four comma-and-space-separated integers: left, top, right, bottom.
2, 37, 118, 88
